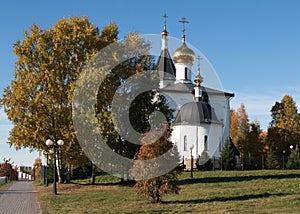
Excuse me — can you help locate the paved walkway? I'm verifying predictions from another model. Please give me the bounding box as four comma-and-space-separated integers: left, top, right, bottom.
0, 181, 41, 214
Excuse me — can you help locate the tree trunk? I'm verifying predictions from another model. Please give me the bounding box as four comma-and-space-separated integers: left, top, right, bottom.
91, 162, 95, 185
66, 164, 71, 183
56, 152, 63, 183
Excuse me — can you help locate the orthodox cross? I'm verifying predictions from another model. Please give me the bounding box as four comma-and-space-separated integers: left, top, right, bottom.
179, 17, 189, 35
196, 55, 203, 70
162, 13, 168, 27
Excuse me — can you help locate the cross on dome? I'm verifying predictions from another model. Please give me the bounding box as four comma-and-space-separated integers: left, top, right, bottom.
179, 17, 189, 41
161, 13, 168, 36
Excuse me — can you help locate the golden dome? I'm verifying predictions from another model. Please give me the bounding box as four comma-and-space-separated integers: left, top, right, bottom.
172, 41, 195, 63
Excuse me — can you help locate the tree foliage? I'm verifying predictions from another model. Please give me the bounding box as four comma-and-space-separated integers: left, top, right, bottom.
236, 104, 250, 154
265, 149, 280, 169
0, 17, 118, 168
286, 145, 300, 169
230, 109, 239, 147
131, 124, 180, 203
32, 157, 42, 180
220, 138, 236, 170
0, 163, 18, 181
92, 32, 175, 172
231, 104, 266, 169
267, 95, 300, 162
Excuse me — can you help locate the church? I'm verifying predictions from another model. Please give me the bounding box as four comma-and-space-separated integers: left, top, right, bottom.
156, 16, 234, 168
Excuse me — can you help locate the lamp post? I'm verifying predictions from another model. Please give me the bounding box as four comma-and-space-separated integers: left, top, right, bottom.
46, 139, 64, 195
43, 150, 51, 187
282, 150, 286, 170
190, 145, 194, 179
33, 165, 36, 180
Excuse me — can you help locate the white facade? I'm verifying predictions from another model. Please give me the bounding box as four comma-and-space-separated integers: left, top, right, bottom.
171, 123, 224, 158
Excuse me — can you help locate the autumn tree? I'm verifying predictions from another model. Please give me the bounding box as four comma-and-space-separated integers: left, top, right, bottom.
236, 104, 250, 154
0, 162, 17, 181
230, 109, 239, 147
230, 104, 250, 151
267, 95, 300, 163
32, 157, 42, 180
0, 17, 118, 181
130, 124, 180, 203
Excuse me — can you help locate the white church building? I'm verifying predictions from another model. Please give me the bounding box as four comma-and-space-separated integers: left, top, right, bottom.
156, 17, 234, 168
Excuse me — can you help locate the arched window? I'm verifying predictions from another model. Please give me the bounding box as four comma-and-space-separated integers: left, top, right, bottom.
184, 135, 187, 151
204, 135, 208, 151
184, 67, 188, 79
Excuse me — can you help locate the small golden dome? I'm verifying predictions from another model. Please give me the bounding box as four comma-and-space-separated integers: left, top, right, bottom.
172, 41, 195, 63
194, 74, 203, 87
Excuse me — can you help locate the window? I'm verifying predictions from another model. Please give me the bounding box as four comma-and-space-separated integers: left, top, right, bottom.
184, 67, 188, 79
204, 135, 208, 151
184, 135, 187, 151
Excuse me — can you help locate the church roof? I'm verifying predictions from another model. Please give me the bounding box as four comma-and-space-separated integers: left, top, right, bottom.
173, 101, 223, 125
156, 49, 176, 80
160, 82, 194, 93
160, 82, 235, 98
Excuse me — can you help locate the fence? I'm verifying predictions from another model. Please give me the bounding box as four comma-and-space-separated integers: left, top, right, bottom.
0, 176, 7, 184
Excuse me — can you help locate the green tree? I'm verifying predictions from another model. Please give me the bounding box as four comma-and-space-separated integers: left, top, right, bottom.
0, 17, 118, 182
286, 145, 300, 169
220, 138, 236, 170
130, 124, 180, 203
266, 149, 280, 169
244, 121, 264, 169
92, 32, 174, 178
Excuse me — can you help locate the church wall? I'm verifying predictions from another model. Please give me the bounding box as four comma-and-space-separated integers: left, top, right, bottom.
207, 95, 231, 150
171, 123, 223, 161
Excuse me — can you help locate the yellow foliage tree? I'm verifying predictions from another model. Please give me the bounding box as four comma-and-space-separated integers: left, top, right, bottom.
0, 17, 118, 181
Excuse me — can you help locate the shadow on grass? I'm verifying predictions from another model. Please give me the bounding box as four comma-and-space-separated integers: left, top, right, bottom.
164, 192, 286, 204
71, 180, 135, 187
178, 173, 299, 185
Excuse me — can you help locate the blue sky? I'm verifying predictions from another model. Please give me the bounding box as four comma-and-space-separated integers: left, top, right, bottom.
1, 0, 300, 166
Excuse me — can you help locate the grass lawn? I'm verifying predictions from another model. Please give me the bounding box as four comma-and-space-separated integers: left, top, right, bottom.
36, 170, 300, 214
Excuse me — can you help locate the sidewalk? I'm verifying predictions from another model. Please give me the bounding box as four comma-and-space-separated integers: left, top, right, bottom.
0, 181, 41, 214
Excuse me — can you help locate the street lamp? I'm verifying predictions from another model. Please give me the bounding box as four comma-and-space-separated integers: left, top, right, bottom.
290, 145, 294, 150
190, 145, 194, 179
282, 150, 286, 170
43, 150, 52, 187
33, 165, 38, 180
2, 157, 11, 163
46, 139, 64, 195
